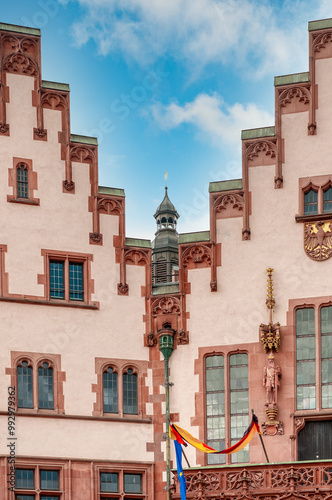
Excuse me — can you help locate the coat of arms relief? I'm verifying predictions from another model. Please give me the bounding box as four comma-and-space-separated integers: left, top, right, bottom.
304, 220, 332, 260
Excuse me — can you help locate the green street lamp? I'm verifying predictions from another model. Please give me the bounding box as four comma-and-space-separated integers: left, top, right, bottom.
158, 327, 175, 500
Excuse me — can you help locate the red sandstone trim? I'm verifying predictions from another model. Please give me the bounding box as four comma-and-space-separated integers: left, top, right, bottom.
8, 157, 39, 205
92, 357, 150, 419
38, 248, 97, 307
6, 351, 65, 414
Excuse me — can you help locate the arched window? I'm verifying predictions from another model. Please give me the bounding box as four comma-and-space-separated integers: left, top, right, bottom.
16, 163, 29, 199
38, 361, 54, 409
323, 186, 332, 213
17, 360, 33, 408
103, 366, 118, 413
11, 353, 64, 414
123, 368, 138, 415
304, 189, 318, 215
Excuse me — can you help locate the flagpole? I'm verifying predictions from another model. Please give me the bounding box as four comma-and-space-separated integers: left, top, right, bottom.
251, 409, 269, 463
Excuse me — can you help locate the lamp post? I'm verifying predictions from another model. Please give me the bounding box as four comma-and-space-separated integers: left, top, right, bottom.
158, 327, 175, 500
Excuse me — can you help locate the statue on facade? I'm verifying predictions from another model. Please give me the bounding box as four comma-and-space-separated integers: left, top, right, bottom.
263, 353, 281, 406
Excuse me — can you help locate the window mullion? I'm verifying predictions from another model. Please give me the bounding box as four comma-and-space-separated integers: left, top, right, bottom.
318, 187, 324, 213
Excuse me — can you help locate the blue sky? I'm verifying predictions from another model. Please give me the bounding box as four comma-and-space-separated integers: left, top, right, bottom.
2, 1, 332, 239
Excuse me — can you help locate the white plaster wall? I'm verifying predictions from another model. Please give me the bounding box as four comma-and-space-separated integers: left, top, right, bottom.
0, 414, 153, 461
0, 72, 152, 462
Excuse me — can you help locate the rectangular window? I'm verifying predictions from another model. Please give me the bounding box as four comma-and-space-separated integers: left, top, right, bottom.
230, 353, 249, 463
15, 467, 61, 499
296, 308, 316, 410
123, 370, 138, 415
16, 469, 34, 489
124, 473, 142, 493
69, 262, 84, 301
304, 189, 318, 215
17, 164, 29, 198
38, 365, 54, 410
206, 355, 225, 465
99, 470, 146, 499
205, 353, 249, 465
100, 472, 118, 492
40, 470, 59, 490
323, 187, 332, 213
17, 364, 33, 409
50, 261, 64, 299
103, 369, 118, 413
321, 306, 332, 408
49, 259, 84, 302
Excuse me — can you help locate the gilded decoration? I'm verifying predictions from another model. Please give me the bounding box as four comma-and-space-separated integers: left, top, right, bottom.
304, 220, 332, 260
260, 269, 281, 353
260, 322, 281, 353
259, 269, 283, 435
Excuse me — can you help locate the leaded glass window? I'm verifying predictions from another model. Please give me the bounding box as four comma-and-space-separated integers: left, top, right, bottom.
296, 308, 316, 410
69, 262, 84, 301
103, 368, 118, 413
321, 305, 332, 408
50, 261, 64, 299
40, 470, 59, 490
323, 187, 332, 213
206, 355, 225, 465
15, 495, 35, 500
230, 353, 249, 463
16, 469, 34, 489
17, 164, 28, 199
123, 369, 138, 414
17, 362, 33, 408
304, 189, 318, 215
100, 472, 118, 492
124, 473, 142, 493
38, 363, 54, 409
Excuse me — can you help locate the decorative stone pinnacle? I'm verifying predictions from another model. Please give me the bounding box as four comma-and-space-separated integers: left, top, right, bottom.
266, 268, 275, 310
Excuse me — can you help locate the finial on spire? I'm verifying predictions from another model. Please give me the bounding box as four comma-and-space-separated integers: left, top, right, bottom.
165, 170, 168, 188
266, 268, 275, 311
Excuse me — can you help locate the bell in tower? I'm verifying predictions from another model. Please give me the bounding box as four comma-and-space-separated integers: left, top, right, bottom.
152, 179, 179, 286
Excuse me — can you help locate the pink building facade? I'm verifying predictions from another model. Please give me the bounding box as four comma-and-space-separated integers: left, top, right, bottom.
0, 17, 332, 500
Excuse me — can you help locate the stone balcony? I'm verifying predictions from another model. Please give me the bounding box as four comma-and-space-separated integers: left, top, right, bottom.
171, 461, 332, 499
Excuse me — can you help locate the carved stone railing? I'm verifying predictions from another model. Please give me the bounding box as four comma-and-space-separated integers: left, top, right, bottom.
171, 461, 332, 499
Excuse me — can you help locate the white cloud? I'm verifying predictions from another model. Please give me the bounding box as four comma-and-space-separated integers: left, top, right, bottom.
64, 0, 332, 78
150, 92, 274, 150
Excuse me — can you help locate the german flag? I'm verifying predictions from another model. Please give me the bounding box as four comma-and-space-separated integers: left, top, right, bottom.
170, 414, 262, 455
